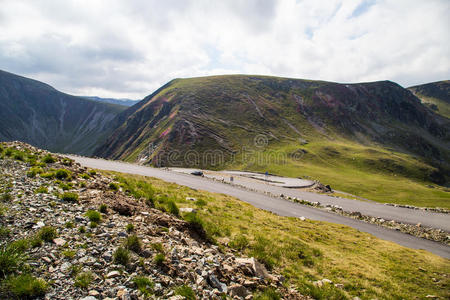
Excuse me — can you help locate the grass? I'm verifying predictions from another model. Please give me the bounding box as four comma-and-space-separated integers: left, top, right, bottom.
416, 95, 450, 119
167, 200, 179, 216
109, 171, 450, 300
254, 288, 281, 300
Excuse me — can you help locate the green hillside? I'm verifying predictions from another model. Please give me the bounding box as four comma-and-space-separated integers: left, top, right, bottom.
95, 75, 450, 207
408, 80, 450, 118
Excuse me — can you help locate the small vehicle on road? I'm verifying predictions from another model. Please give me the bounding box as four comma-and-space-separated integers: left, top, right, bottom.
190, 170, 204, 176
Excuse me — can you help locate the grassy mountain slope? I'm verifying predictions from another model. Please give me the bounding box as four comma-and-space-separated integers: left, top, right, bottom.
111, 171, 450, 300
95, 75, 450, 207
0, 70, 127, 155
408, 80, 450, 118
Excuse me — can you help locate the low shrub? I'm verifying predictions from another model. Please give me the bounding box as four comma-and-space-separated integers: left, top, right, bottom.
65, 221, 74, 229
62, 250, 76, 259
133, 276, 154, 296
124, 234, 142, 253
85, 210, 101, 223
154, 253, 165, 266
175, 285, 196, 300
74, 271, 93, 289
151, 243, 164, 253
80, 173, 90, 179
4, 274, 48, 298
113, 247, 130, 266
34, 186, 48, 194
183, 212, 206, 237
0, 244, 25, 278
167, 200, 179, 216
60, 192, 78, 203
99, 204, 108, 213
125, 223, 134, 233
40, 172, 55, 179
1, 192, 12, 202
8, 239, 30, 253
89, 221, 98, 228
62, 158, 73, 166
13, 152, 24, 161
29, 236, 43, 248
55, 169, 71, 180
41, 154, 55, 164
109, 182, 119, 191
0, 226, 11, 238
38, 226, 57, 242
88, 170, 96, 176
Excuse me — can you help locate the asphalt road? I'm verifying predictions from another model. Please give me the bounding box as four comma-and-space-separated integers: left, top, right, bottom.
192, 170, 450, 231
67, 155, 450, 258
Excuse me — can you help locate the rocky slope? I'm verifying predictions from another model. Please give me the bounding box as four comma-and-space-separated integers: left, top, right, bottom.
94, 75, 450, 183
0, 70, 127, 155
0, 142, 302, 299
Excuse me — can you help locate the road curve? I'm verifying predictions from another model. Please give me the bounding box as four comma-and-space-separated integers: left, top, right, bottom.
67, 155, 450, 259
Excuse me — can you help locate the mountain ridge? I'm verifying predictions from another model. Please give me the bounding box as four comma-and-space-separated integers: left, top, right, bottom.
0, 69, 126, 155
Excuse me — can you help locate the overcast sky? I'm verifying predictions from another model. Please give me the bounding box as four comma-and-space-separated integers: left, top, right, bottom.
0, 0, 449, 99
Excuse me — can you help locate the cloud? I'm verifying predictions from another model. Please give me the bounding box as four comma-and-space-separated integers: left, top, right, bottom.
0, 0, 448, 98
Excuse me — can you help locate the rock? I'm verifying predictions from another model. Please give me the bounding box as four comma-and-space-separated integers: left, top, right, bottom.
60, 262, 71, 273
322, 278, 332, 284
229, 284, 250, 298
53, 237, 66, 246
107, 270, 121, 278
180, 207, 197, 213
80, 297, 97, 300
236, 257, 270, 279
117, 288, 131, 300
335, 283, 344, 289
89, 290, 100, 296
313, 280, 323, 288
208, 274, 227, 293
186, 197, 196, 201
299, 216, 306, 221
168, 296, 184, 300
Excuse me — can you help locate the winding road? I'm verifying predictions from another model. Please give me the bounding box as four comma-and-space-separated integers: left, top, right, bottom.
67, 155, 450, 259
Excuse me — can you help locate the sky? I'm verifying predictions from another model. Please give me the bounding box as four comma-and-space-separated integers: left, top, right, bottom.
0, 0, 449, 99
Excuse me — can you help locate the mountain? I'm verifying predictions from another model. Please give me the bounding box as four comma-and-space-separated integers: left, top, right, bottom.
94, 75, 449, 186
0, 69, 126, 155
82, 96, 140, 107
408, 80, 450, 118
